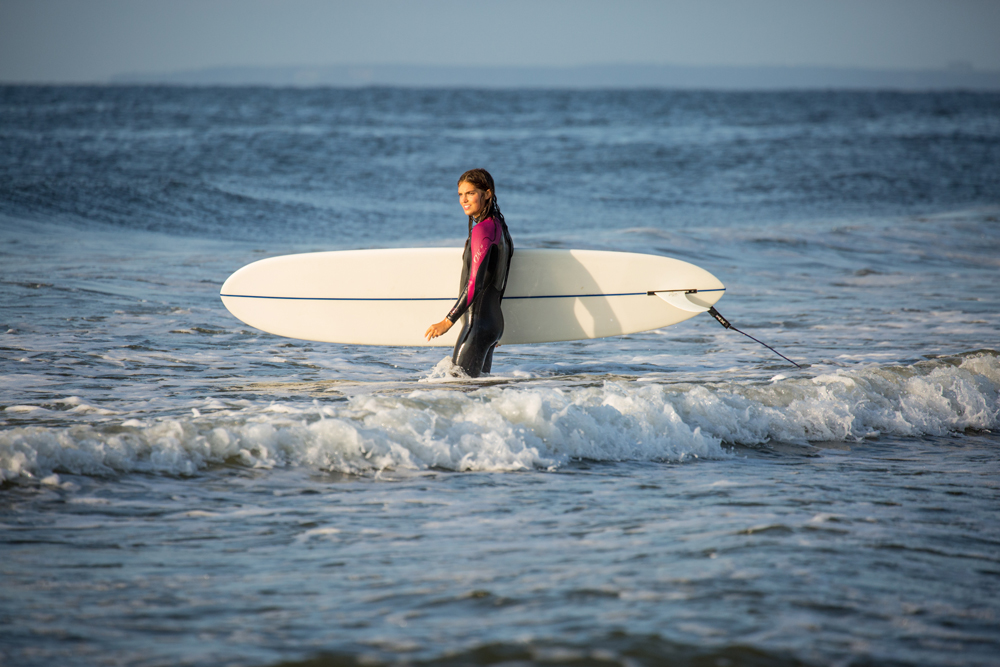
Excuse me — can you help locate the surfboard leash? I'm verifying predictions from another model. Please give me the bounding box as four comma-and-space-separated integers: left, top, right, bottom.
707, 307, 803, 369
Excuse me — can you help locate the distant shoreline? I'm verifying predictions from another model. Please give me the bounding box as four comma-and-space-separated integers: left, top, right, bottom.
101, 63, 1000, 91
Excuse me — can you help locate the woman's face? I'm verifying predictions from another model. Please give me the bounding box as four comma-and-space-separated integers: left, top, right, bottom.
458, 181, 491, 218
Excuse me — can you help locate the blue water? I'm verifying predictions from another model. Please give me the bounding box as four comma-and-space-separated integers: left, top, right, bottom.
2, 86, 1000, 666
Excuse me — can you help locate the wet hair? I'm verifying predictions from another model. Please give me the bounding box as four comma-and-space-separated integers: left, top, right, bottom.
458, 168, 506, 235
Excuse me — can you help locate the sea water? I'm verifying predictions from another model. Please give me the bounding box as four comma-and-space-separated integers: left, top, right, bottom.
1, 86, 999, 666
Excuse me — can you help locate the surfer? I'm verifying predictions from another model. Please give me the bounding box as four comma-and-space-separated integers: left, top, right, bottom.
424, 169, 513, 377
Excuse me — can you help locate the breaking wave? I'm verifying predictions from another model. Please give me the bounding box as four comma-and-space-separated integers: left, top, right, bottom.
2, 352, 997, 483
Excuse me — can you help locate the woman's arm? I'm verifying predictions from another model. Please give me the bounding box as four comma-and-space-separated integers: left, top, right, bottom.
446, 220, 499, 321
426, 220, 499, 340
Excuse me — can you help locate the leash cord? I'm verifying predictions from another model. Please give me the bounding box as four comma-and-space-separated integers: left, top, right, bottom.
707, 307, 803, 369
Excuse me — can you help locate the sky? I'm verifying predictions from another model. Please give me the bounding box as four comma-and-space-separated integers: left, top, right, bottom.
1, 0, 999, 83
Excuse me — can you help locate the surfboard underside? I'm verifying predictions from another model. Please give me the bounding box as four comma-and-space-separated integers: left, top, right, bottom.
220, 248, 725, 346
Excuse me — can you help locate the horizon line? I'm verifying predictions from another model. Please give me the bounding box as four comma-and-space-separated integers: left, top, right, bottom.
5, 61, 1000, 90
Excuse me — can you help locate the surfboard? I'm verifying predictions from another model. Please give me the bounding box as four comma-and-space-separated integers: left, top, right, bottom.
220, 248, 725, 346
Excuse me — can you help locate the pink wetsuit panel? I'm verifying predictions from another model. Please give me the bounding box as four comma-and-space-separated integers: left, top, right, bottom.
466, 218, 500, 306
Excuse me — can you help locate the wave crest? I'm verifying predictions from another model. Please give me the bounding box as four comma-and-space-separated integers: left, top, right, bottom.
2, 352, 997, 482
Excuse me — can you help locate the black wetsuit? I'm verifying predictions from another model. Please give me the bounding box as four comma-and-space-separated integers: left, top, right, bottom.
445, 216, 513, 377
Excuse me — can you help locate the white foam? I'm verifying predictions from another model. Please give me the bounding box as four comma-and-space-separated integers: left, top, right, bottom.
419, 356, 472, 382
295, 527, 342, 543
67, 404, 119, 416
672, 353, 999, 444
5, 405, 49, 414
1, 353, 997, 483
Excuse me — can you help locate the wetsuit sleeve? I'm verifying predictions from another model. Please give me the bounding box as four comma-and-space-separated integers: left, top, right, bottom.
446, 219, 499, 323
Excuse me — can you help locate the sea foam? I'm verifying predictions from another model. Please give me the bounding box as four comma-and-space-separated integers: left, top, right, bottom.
1, 352, 997, 482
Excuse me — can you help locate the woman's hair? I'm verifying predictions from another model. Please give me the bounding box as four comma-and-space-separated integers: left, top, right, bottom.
458, 168, 506, 235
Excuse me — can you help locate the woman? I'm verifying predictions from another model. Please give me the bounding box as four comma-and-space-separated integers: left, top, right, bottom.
425, 169, 513, 377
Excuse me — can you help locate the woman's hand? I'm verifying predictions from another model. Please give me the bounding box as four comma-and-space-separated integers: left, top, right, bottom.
425, 319, 453, 341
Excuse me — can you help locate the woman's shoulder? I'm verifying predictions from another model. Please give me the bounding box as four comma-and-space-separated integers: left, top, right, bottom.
472, 217, 500, 240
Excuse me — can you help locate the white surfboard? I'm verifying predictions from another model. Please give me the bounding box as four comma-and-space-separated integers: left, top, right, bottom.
220, 248, 724, 346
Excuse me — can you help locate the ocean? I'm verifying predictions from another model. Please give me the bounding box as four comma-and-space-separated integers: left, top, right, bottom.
1, 86, 999, 666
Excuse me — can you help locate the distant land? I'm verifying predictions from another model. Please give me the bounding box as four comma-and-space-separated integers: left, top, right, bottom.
111, 63, 1000, 90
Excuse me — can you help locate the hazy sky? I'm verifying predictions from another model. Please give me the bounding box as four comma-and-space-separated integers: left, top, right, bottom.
2, 0, 999, 83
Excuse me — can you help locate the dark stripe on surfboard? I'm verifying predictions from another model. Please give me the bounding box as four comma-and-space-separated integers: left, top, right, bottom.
220, 288, 726, 302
